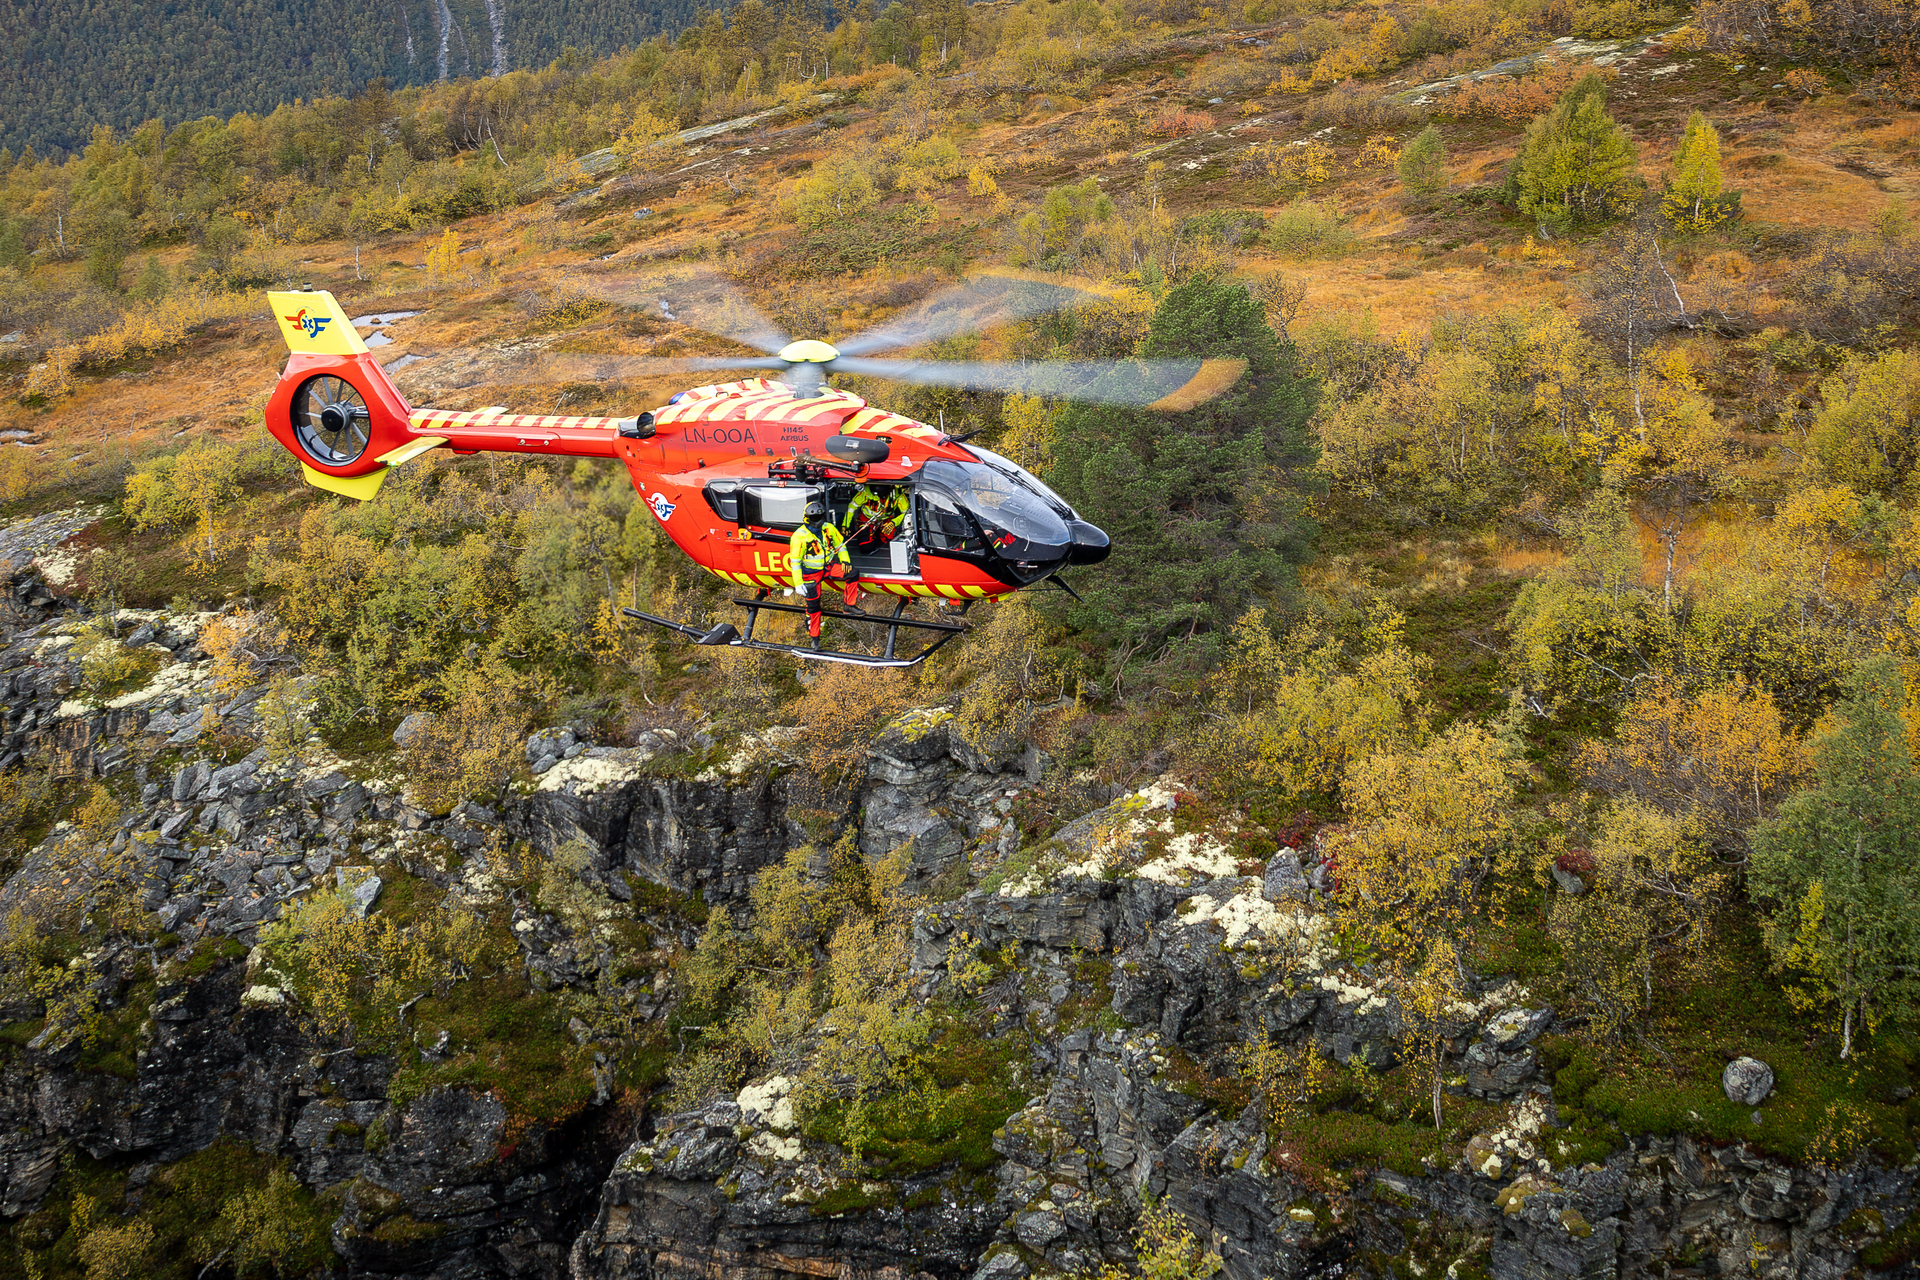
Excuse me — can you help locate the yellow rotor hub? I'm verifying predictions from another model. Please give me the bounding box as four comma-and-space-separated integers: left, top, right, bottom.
779, 338, 841, 364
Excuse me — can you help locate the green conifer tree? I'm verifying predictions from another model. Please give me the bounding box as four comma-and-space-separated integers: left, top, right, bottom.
1662, 111, 1733, 233
1396, 124, 1449, 194
1047, 275, 1319, 679
1751, 656, 1920, 1059
1515, 74, 1640, 233
130, 255, 169, 301
0, 222, 27, 273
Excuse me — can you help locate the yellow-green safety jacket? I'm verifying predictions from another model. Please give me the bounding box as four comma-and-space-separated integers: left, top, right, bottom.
842, 485, 909, 537
789, 519, 851, 592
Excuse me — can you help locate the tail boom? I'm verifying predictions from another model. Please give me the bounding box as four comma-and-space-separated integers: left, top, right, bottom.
408, 407, 643, 459
265, 291, 655, 500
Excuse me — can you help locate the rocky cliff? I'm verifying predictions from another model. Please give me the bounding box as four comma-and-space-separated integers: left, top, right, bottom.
0, 553, 1910, 1280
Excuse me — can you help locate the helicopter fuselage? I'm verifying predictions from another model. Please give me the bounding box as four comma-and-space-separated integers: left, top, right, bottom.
621, 378, 1109, 602
263, 334, 1108, 607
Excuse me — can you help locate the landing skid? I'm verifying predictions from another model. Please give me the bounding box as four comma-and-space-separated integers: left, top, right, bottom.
622, 595, 969, 668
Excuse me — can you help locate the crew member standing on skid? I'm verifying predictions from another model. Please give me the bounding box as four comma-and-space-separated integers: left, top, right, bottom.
789, 499, 854, 645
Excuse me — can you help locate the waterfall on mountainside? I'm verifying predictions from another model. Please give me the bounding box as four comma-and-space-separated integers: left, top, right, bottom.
435, 0, 453, 81
454, 16, 475, 77
398, 0, 416, 64
484, 0, 508, 76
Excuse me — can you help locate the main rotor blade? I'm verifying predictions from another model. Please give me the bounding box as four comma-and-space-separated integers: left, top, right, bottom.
537, 353, 791, 380
833, 276, 1102, 357
829, 356, 1249, 409
571, 264, 793, 355
405, 350, 791, 389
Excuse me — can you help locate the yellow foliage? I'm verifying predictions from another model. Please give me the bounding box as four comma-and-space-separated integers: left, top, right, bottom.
952, 595, 1071, 765
1549, 799, 1729, 1039
790, 661, 919, 780
74, 782, 123, 848
402, 658, 553, 812
1806, 349, 1920, 496
198, 610, 289, 695
26, 289, 258, 398
71, 1195, 153, 1280
1354, 134, 1401, 169
0, 447, 44, 504
541, 150, 605, 195
1335, 719, 1521, 957
261, 881, 483, 1041
784, 153, 879, 228
124, 436, 277, 567
1784, 67, 1828, 98
258, 672, 315, 767
999, 391, 1057, 476
1662, 111, 1729, 233
1070, 105, 1131, 150
967, 164, 1001, 198
1205, 605, 1431, 804
616, 105, 687, 170
425, 227, 461, 290
203, 1170, 317, 1277
1397, 935, 1472, 1127
1272, 140, 1338, 189
1577, 678, 1809, 849
894, 135, 964, 195
1091, 1201, 1223, 1280
1770, 878, 1879, 1047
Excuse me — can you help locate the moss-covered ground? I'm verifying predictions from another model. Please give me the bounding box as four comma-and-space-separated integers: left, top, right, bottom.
802, 1009, 1028, 1180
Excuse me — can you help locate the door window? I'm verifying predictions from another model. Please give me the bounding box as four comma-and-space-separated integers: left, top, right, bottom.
917, 488, 979, 552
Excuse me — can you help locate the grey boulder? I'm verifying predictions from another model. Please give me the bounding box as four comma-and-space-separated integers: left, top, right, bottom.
1723, 1056, 1774, 1106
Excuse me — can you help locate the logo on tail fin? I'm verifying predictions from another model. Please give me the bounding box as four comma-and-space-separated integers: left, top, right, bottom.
284, 308, 332, 339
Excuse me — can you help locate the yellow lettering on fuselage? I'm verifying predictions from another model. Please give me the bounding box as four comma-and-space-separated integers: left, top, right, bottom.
751, 550, 789, 575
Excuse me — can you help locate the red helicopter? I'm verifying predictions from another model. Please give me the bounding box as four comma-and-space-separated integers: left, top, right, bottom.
262, 273, 1244, 666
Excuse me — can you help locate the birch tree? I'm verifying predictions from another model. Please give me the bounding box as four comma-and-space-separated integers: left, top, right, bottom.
1334, 722, 1521, 1125
1751, 656, 1920, 1058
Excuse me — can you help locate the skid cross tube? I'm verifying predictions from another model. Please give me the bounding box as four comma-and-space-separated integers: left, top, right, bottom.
622, 597, 967, 668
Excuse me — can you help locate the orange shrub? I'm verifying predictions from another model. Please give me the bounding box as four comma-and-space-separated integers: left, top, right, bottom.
1449, 57, 1613, 124
1150, 105, 1216, 136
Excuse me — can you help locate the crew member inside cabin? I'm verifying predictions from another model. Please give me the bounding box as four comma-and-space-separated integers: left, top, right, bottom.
841, 482, 909, 553
790, 499, 858, 643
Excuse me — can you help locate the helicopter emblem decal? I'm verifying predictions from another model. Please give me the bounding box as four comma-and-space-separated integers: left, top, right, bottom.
647, 492, 677, 522
283, 309, 332, 339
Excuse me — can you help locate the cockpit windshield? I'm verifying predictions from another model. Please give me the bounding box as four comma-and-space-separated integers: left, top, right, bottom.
919, 459, 1071, 548
963, 445, 1077, 518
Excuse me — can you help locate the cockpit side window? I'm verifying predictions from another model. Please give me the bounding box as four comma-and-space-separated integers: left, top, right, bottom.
920, 458, 1070, 548
917, 487, 979, 552
964, 445, 1077, 518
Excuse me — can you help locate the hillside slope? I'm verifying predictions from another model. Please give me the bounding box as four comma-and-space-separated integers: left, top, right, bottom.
0, 0, 701, 158
1, 1, 1920, 1278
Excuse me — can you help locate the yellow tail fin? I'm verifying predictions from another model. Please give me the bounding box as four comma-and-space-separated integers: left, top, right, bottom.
266, 290, 368, 357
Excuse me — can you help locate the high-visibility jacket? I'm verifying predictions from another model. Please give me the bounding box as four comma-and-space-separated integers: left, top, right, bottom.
789, 520, 850, 591
842, 485, 909, 536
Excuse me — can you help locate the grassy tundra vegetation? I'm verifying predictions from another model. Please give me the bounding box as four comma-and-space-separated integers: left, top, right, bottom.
4, 0, 1920, 1268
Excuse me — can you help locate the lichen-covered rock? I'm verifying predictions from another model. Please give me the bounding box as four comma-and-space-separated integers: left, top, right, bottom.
1723, 1056, 1775, 1106
511, 767, 800, 909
